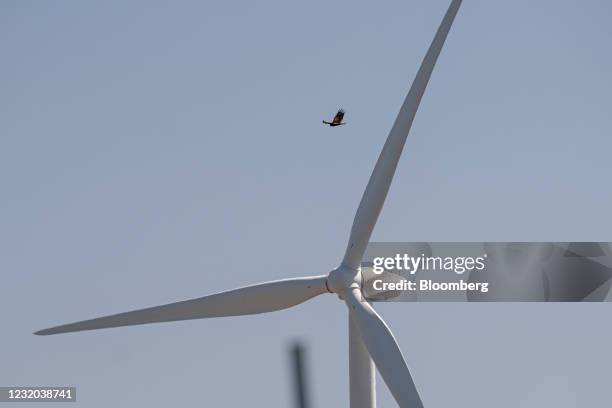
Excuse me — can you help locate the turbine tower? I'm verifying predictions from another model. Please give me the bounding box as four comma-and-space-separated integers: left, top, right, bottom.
35, 1, 463, 406
290, 342, 311, 408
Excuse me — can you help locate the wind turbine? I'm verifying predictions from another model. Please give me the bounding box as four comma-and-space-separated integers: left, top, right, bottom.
35, 1, 463, 406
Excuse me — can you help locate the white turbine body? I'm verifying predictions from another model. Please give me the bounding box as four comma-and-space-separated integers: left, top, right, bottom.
36, 2, 462, 406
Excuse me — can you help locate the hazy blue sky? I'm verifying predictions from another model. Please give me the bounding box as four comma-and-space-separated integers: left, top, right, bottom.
2, 0, 612, 406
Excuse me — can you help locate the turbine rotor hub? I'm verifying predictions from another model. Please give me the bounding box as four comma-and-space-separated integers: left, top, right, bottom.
327, 265, 361, 298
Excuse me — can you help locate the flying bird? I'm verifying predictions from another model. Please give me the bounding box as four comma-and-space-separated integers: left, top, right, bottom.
323, 109, 346, 127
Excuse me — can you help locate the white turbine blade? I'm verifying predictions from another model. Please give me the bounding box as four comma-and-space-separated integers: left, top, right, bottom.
349, 314, 376, 408
345, 288, 423, 408
343, 0, 462, 270
35, 275, 329, 335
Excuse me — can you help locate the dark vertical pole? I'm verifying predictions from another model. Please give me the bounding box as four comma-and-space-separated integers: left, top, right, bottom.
291, 342, 309, 408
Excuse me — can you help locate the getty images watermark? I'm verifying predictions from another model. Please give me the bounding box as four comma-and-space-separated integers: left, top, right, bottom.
369, 252, 489, 294
361, 242, 612, 302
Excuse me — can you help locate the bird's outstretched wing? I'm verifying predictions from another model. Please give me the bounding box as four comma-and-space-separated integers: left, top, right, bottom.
333, 109, 345, 124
